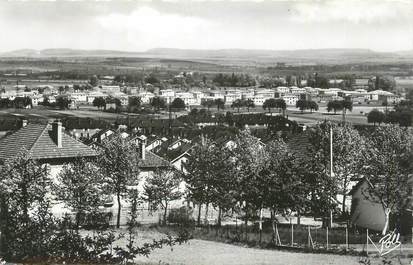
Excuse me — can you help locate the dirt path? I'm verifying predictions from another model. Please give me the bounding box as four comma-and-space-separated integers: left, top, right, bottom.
135, 239, 373, 265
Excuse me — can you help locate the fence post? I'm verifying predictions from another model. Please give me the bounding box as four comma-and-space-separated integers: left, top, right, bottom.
345, 225, 349, 251
326, 227, 329, 250
366, 229, 368, 256
291, 223, 294, 247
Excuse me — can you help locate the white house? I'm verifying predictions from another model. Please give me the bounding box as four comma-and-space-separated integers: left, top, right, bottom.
138, 92, 155, 104
282, 94, 300, 105
290, 87, 306, 94
276, 86, 290, 94
175, 92, 197, 105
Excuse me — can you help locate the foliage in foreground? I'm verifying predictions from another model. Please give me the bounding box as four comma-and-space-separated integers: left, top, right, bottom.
0, 151, 191, 264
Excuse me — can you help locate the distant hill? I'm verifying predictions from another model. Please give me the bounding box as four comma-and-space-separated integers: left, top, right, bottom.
1, 47, 413, 65
0, 48, 143, 58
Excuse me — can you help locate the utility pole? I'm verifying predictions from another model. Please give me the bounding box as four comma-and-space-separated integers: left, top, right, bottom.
329, 126, 334, 228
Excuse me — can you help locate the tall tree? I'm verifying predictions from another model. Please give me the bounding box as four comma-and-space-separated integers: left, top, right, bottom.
263, 140, 309, 228
231, 99, 243, 113
53, 158, 105, 228
214, 98, 225, 112
232, 130, 267, 237
307, 122, 366, 215
341, 99, 353, 123
367, 109, 385, 126
263, 98, 277, 114
245, 99, 255, 112
361, 126, 413, 234
201, 99, 215, 111
98, 133, 141, 228
309, 101, 319, 113
170, 98, 186, 111
0, 151, 51, 259
93, 97, 106, 110
327, 100, 343, 114
128, 96, 141, 112
150, 97, 166, 112
296, 99, 308, 113
144, 167, 182, 225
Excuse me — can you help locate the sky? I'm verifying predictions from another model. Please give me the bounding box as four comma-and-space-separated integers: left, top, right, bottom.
0, 0, 412, 53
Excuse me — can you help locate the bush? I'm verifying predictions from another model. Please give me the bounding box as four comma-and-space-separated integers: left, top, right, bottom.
167, 206, 195, 226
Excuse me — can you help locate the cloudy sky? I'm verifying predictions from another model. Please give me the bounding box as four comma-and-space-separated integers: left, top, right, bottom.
0, 0, 412, 53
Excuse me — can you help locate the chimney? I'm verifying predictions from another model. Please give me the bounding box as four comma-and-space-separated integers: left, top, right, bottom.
137, 135, 147, 160
52, 120, 62, 148
20, 119, 28, 128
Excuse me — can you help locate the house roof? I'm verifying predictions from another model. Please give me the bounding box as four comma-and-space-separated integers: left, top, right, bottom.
286, 132, 312, 161
90, 137, 170, 169
139, 151, 170, 168
0, 123, 97, 161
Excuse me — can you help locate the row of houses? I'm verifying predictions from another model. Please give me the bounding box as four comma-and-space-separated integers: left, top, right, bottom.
1, 81, 404, 110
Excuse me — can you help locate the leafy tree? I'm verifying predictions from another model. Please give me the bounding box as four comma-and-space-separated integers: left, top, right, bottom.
214, 98, 225, 111
89, 75, 99, 87
368, 109, 385, 126
309, 122, 367, 214
327, 100, 343, 114
341, 99, 353, 122
263, 140, 309, 227
53, 158, 105, 228
231, 99, 243, 113
0, 151, 51, 259
184, 138, 218, 225
128, 96, 141, 112
189, 108, 199, 116
56, 96, 72, 109
143, 167, 182, 225
232, 130, 267, 237
296, 99, 308, 113
98, 133, 141, 228
145, 74, 160, 85
201, 99, 215, 111
275, 99, 287, 115
93, 97, 106, 110
170, 98, 186, 111
13, 97, 32, 109
263, 98, 277, 114
245, 99, 255, 112
150, 97, 166, 112
0, 98, 11, 108
361, 126, 413, 234
105, 96, 121, 108
309, 101, 319, 113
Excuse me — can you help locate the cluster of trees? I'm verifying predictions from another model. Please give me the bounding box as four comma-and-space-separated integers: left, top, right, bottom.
0, 133, 189, 263
0, 97, 32, 109
92, 96, 122, 111
201, 99, 225, 111
327, 100, 353, 121
185, 123, 413, 234
263, 98, 286, 114
231, 99, 255, 112
368, 101, 413, 127
42, 96, 73, 110
295, 99, 319, 113
213, 73, 256, 87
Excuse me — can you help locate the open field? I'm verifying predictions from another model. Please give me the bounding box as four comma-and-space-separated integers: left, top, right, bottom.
0, 103, 386, 128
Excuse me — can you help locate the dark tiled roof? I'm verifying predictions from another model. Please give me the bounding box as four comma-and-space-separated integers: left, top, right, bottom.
286, 132, 313, 161
138, 151, 170, 169
89, 139, 170, 169
0, 123, 97, 161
